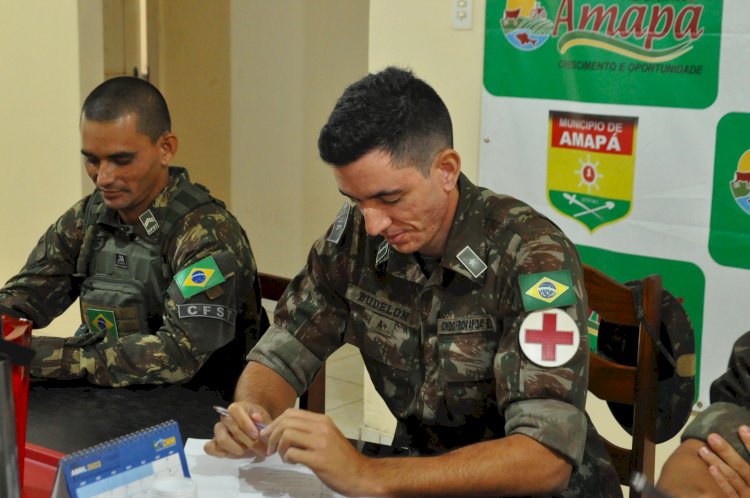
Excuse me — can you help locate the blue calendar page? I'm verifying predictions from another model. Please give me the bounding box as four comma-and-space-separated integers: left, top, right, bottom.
52, 420, 189, 498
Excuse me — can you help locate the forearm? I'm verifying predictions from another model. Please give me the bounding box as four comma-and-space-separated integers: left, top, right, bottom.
31, 321, 212, 386
658, 439, 723, 497
1, 205, 84, 327
0, 268, 79, 328
360, 434, 571, 498
234, 362, 297, 419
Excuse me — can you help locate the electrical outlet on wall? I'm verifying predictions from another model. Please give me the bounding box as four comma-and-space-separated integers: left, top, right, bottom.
451, 0, 473, 30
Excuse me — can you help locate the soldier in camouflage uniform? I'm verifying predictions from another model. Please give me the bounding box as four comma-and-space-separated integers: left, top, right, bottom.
660, 331, 750, 496
0, 77, 263, 398
207, 67, 620, 496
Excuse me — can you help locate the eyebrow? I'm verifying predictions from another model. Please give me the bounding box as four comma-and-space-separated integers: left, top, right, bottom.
338, 188, 403, 203
81, 150, 136, 161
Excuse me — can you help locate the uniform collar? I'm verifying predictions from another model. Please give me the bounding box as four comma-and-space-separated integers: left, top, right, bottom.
439, 174, 488, 284
378, 174, 489, 285
96, 166, 188, 239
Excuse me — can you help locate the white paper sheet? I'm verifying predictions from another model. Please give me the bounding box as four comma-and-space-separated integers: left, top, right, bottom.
184, 438, 346, 498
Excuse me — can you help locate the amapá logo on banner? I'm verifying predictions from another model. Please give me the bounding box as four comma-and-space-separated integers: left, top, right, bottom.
709, 113, 750, 270
485, 0, 722, 108
547, 111, 637, 232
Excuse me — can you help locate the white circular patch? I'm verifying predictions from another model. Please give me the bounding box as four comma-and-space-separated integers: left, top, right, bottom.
519, 308, 580, 368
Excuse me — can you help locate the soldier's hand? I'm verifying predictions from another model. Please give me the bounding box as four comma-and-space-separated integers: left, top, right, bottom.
701, 427, 750, 497
205, 401, 270, 459
261, 408, 370, 497
64, 329, 106, 347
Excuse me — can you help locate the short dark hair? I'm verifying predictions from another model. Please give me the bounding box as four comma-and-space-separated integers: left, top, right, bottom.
318, 67, 453, 175
81, 77, 171, 143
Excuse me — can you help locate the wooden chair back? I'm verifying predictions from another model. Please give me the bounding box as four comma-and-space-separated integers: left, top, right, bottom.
258, 272, 326, 413
584, 263, 662, 498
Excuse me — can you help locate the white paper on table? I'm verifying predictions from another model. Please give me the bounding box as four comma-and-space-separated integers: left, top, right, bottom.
185, 438, 347, 498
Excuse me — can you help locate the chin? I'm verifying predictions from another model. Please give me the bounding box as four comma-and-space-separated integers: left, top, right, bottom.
390, 241, 422, 255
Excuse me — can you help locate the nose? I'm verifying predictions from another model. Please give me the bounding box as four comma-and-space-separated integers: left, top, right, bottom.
96, 161, 116, 188
361, 206, 391, 237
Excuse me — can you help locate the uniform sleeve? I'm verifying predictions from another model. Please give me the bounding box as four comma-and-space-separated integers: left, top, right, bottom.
31, 205, 264, 387
710, 330, 750, 406
495, 227, 590, 466
682, 402, 750, 461
0, 200, 86, 327
680, 332, 750, 462
248, 233, 349, 395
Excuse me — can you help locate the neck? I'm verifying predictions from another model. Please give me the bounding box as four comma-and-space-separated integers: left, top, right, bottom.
422, 186, 460, 257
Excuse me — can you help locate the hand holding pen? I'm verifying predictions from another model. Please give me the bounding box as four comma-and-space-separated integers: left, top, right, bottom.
213, 405, 267, 430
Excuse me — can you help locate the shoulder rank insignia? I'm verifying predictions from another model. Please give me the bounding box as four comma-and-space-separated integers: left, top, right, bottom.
457, 246, 487, 278
376, 240, 390, 266
174, 255, 226, 299
519, 270, 575, 311
327, 202, 351, 244
519, 308, 580, 367
138, 209, 159, 235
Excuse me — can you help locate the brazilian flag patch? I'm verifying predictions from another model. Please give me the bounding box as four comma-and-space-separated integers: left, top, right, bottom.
174, 255, 225, 299
519, 270, 576, 311
86, 308, 119, 339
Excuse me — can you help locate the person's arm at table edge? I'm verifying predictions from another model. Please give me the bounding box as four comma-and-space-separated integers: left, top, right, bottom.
346, 431, 571, 497
227, 365, 572, 496
658, 438, 724, 498
233, 361, 297, 419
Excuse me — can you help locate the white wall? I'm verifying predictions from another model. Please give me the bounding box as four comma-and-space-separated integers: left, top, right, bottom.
0, 0, 103, 337
230, 0, 369, 277
369, 0, 486, 182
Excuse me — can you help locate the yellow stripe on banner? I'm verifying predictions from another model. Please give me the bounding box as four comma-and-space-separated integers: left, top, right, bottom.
559, 39, 694, 63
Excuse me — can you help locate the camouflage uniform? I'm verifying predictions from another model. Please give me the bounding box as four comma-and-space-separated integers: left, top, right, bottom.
0, 167, 263, 394
682, 330, 750, 461
249, 174, 621, 497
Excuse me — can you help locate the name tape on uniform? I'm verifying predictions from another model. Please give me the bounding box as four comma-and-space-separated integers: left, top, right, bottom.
177, 304, 236, 325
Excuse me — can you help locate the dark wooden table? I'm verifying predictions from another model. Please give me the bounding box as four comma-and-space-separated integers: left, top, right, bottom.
26, 379, 225, 454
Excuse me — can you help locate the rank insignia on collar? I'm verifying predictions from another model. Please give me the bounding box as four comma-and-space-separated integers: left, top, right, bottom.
376, 240, 390, 266
115, 253, 128, 269
327, 202, 351, 244
519, 308, 580, 367
519, 270, 576, 311
139, 209, 159, 236
456, 245, 487, 278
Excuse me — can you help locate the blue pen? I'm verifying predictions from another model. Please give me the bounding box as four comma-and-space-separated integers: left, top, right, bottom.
213, 405, 267, 430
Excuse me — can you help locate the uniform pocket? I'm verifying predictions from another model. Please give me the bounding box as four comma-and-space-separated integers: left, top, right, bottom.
437, 316, 497, 382
438, 316, 498, 416
358, 308, 416, 417
80, 274, 149, 337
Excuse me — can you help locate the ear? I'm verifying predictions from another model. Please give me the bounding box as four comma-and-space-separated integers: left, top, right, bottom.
432, 148, 461, 193
158, 132, 179, 166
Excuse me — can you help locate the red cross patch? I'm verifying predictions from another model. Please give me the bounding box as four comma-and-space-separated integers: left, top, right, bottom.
519, 308, 580, 367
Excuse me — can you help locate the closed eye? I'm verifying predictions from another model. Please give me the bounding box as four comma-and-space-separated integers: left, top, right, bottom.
379, 196, 401, 205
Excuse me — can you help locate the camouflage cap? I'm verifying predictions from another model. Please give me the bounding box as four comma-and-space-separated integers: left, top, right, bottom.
596, 285, 695, 443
